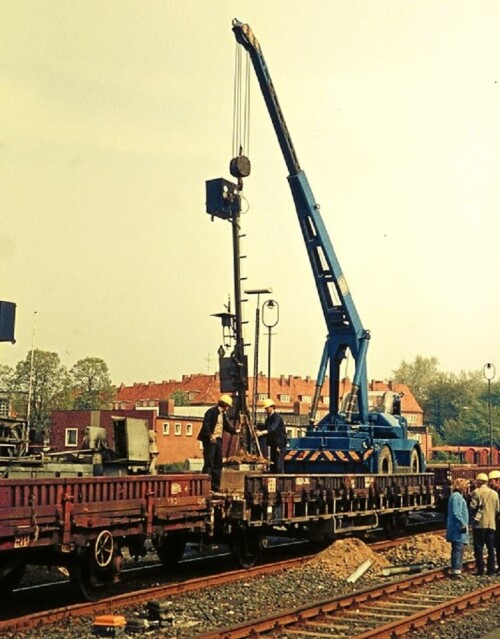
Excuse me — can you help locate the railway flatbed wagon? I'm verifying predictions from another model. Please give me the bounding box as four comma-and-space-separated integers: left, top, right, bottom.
217, 471, 436, 567
0, 472, 211, 600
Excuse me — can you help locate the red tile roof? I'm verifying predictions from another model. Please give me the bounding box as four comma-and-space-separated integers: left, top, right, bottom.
115, 373, 422, 416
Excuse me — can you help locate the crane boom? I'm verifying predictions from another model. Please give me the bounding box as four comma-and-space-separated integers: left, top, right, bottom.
232, 19, 370, 423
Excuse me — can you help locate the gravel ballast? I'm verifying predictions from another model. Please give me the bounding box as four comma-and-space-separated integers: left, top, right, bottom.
4, 534, 499, 639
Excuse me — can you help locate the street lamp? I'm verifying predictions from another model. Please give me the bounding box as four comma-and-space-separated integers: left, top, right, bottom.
244, 288, 272, 426
483, 363, 496, 465
27, 311, 37, 427
262, 299, 279, 399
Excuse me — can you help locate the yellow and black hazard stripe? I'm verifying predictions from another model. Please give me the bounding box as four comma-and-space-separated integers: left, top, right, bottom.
285, 449, 374, 463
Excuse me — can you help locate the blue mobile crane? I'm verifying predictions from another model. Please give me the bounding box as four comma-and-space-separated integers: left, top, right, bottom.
231, 19, 424, 475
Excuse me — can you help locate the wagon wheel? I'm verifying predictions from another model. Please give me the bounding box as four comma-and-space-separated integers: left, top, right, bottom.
0, 563, 26, 597
69, 533, 116, 602
94, 530, 114, 568
69, 552, 103, 602
230, 528, 262, 569
377, 446, 394, 474
155, 532, 187, 568
382, 512, 408, 539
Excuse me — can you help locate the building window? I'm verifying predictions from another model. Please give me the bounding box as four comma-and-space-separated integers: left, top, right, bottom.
278, 394, 290, 403
407, 414, 418, 424
65, 428, 78, 447
0, 398, 8, 417
320, 396, 329, 405
188, 392, 198, 401
186, 423, 193, 437
162, 422, 170, 436
174, 423, 182, 436
300, 395, 311, 403
257, 393, 268, 401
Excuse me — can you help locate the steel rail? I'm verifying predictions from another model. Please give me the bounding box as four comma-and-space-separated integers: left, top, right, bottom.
352, 582, 499, 639
0, 528, 445, 633
194, 563, 498, 639
0, 554, 313, 633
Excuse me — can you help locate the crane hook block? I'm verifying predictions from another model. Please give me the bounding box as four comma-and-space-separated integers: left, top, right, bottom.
229, 155, 251, 179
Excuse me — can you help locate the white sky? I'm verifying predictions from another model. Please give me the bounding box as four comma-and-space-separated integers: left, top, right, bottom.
2, 1, 499, 386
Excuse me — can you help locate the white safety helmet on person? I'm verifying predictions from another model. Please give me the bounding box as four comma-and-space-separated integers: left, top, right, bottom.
488, 469, 500, 480
218, 394, 233, 407
476, 473, 489, 482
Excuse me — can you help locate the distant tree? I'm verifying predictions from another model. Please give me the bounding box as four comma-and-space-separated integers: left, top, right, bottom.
392, 356, 440, 406
393, 357, 498, 444
10, 350, 69, 432
0, 364, 14, 416
0, 364, 13, 391
478, 376, 500, 409
442, 397, 499, 447
425, 370, 483, 434
170, 390, 189, 406
69, 357, 115, 410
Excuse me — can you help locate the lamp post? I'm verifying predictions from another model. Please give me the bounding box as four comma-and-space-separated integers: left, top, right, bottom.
26, 311, 37, 427
262, 300, 279, 399
483, 363, 496, 465
244, 288, 272, 426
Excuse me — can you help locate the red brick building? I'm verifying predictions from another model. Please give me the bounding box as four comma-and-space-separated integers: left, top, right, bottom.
49, 404, 217, 469
114, 373, 423, 422
50, 409, 156, 452
111, 373, 429, 464
48, 373, 428, 467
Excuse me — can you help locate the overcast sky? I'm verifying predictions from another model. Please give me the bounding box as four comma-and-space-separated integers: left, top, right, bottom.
2, 1, 499, 386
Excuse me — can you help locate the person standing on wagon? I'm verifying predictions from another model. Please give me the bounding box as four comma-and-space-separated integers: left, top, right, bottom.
197, 395, 239, 492
257, 398, 287, 474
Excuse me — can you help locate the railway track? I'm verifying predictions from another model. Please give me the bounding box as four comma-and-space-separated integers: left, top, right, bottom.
195, 565, 500, 639
0, 527, 445, 634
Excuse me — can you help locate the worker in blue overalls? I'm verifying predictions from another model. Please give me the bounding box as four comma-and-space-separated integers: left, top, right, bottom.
257, 399, 287, 474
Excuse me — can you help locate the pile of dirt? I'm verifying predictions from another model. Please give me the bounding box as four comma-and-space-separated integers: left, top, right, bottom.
383, 533, 451, 566
307, 537, 391, 579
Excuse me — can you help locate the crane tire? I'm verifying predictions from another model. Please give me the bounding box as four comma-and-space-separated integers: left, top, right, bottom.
410, 448, 421, 473
377, 446, 394, 474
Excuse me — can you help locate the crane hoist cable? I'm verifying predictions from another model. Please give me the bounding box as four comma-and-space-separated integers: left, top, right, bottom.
231, 42, 251, 182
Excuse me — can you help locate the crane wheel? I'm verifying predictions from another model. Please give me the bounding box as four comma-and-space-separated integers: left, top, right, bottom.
377, 446, 394, 474
410, 448, 421, 473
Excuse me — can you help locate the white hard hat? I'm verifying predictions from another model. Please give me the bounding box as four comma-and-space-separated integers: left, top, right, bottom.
262, 398, 275, 409
488, 470, 500, 480
476, 473, 489, 482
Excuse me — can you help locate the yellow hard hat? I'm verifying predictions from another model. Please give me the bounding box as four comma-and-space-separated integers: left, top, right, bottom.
262, 398, 275, 409
488, 470, 500, 480
218, 394, 233, 407
476, 473, 489, 482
